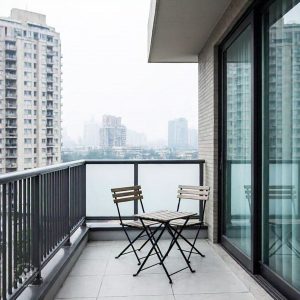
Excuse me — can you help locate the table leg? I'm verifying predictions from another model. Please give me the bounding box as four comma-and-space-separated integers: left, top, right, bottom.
165, 219, 195, 274
134, 220, 173, 283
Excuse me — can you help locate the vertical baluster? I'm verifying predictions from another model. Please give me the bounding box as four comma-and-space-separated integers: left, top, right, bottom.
2, 184, 7, 300
8, 182, 12, 295
83, 164, 86, 224
32, 175, 42, 285
23, 179, 26, 274
27, 178, 31, 271
65, 168, 71, 246
13, 181, 17, 289
18, 180, 22, 283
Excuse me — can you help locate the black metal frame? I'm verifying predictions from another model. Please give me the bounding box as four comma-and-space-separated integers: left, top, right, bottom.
113, 189, 162, 265
134, 215, 195, 284
218, 0, 300, 299
174, 187, 207, 260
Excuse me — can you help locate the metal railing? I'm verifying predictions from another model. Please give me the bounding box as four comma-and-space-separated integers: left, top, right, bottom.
0, 160, 86, 300
0, 159, 204, 300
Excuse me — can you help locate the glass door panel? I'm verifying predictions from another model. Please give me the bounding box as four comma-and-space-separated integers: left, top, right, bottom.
263, 0, 300, 291
223, 25, 252, 257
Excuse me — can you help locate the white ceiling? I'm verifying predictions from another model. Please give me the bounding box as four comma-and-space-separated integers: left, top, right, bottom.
148, 0, 231, 63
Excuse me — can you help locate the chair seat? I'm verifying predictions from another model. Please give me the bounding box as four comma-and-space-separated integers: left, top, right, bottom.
170, 218, 203, 227
122, 219, 158, 228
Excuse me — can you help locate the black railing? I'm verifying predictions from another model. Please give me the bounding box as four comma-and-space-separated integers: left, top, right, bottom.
0, 159, 204, 300
0, 161, 86, 300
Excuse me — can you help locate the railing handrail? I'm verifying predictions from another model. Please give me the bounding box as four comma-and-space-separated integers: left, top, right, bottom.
85, 159, 205, 164
0, 159, 205, 183
0, 159, 85, 183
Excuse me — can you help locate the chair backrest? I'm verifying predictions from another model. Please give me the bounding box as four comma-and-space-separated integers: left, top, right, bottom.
111, 185, 145, 220
177, 185, 210, 222
244, 184, 296, 214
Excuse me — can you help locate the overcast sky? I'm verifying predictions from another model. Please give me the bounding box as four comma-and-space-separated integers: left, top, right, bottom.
0, 0, 198, 142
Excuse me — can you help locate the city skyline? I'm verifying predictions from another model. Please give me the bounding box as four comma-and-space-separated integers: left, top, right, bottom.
0, 0, 198, 142
65, 114, 198, 149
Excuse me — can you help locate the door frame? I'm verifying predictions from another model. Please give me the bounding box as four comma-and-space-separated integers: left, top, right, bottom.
218, 10, 262, 274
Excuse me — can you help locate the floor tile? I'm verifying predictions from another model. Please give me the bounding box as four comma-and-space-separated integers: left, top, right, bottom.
98, 296, 175, 300
56, 275, 103, 298
99, 274, 173, 297
174, 293, 255, 300
172, 272, 248, 294
70, 259, 108, 276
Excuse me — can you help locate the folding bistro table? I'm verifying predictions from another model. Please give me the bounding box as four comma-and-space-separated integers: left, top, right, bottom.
133, 210, 197, 284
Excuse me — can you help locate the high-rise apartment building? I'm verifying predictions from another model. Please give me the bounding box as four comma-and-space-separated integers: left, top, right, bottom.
226, 21, 300, 161
268, 21, 300, 160
83, 118, 99, 147
188, 128, 198, 149
168, 118, 188, 149
99, 115, 126, 147
0, 9, 61, 173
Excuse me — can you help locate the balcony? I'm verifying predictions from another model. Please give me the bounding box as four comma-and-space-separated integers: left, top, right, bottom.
6, 93, 17, 99
0, 160, 269, 300
5, 73, 17, 80
5, 84, 17, 90
5, 44, 16, 51
5, 55, 17, 61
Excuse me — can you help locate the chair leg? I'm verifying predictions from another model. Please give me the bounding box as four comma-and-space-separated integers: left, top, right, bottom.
177, 228, 205, 257
188, 226, 202, 260
116, 227, 143, 264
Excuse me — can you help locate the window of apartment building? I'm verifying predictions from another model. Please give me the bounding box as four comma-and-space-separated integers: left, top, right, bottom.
24, 148, 31, 154
24, 119, 32, 125
24, 100, 32, 106
24, 62, 32, 68
24, 158, 32, 164
24, 138, 32, 144
24, 128, 32, 135
24, 52, 32, 59
24, 109, 32, 115
24, 91, 32, 96
24, 42, 32, 49
24, 71, 32, 78
24, 81, 32, 87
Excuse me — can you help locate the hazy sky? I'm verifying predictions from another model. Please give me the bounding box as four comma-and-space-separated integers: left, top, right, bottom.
0, 0, 198, 142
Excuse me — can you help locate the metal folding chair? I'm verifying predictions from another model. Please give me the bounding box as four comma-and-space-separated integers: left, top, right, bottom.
170, 185, 210, 260
111, 185, 159, 265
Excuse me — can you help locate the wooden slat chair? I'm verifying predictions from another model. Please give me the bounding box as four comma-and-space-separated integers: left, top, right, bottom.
244, 185, 299, 257
170, 185, 210, 260
111, 185, 158, 264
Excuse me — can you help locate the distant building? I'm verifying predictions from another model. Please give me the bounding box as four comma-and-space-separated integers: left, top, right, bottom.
83, 118, 99, 147
0, 9, 62, 173
168, 118, 188, 149
99, 115, 126, 147
126, 129, 147, 147
188, 128, 198, 149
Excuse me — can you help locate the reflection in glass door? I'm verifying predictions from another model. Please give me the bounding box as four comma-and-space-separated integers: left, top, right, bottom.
223, 25, 252, 257
262, 0, 300, 291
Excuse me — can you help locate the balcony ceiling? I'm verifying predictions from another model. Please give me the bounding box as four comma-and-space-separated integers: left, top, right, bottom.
148, 0, 231, 63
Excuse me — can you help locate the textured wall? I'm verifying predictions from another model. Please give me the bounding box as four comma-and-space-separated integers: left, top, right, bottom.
198, 0, 252, 242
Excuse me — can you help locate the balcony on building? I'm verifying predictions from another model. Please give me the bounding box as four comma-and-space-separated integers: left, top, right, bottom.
2, 0, 300, 300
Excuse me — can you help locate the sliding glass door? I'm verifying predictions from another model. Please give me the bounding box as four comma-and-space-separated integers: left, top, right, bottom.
262, 0, 300, 292
221, 20, 253, 259
220, 0, 300, 297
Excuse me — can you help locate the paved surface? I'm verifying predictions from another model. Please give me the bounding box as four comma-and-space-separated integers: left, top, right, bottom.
55, 239, 273, 299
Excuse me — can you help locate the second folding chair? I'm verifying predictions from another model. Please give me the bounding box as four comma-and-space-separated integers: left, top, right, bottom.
111, 185, 160, 265
170, 185, 210, 260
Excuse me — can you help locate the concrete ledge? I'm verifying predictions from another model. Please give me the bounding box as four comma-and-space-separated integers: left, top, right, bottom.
18, 227, 88, 300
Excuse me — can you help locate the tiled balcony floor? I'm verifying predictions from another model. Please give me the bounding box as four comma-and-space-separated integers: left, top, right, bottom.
55, 239, 272, 300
